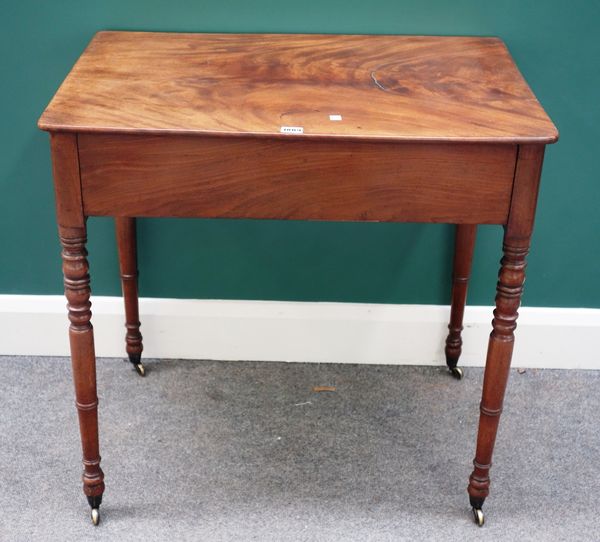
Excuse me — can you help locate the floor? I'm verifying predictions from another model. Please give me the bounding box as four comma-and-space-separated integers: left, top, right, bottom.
0, 356, 598, 542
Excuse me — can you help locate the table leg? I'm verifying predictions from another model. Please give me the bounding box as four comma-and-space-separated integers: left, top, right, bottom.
51, 133, 105, 525
115, 217, 144, 376
60, 228, 105, 525
467, 144, 545, 526
445, 224, 477, 379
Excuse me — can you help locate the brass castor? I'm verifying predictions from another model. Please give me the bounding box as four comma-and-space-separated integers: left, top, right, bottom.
450, 366, 464, 379
472, 507, 484, 527
91, 508, 100, 526
128, 354, 146, 376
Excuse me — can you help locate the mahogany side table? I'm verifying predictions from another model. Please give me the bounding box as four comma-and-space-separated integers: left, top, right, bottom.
38, 31, 558, 526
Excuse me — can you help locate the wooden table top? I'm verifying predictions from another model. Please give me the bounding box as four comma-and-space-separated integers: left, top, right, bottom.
39, 31, 557, 143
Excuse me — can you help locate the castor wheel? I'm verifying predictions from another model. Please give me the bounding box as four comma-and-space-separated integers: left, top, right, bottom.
91, 507, 100, 526
449, 366, 464, 379
472, 507, 484, 527
87, 495, 102, 526
128, 354, 146, 376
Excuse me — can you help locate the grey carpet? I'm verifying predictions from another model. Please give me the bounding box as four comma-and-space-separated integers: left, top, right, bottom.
0, 356, 598, 542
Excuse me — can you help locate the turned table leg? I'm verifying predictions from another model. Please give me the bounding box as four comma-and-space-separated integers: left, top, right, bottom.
445, 224, 477, 379
467, 144, 545, 526
61, 228, 105, 525
115, 217, 145, 376
467, 237, 528, 526
51, 133, 105, 525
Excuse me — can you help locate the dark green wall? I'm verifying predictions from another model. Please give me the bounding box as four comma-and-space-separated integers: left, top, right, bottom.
2, 1, 599, 307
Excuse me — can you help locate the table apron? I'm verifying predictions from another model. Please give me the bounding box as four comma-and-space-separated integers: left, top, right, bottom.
78, 134, 517, 223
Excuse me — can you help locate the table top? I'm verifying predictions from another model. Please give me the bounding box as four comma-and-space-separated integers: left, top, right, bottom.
38, 31, 557, 143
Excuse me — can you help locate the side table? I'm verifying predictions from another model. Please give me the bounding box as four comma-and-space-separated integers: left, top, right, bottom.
38, 31, 558, 526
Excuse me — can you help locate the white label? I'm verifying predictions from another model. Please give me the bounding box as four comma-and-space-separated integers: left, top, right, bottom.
329, 114, 342, 121
280, 126, 304, 134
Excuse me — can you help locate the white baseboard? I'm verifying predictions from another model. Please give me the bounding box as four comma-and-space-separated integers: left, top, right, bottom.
0, 295, 598, 369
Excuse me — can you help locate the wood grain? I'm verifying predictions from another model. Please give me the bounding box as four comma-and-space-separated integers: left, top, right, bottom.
78, 134, 517, 224
38, 32, 558, 143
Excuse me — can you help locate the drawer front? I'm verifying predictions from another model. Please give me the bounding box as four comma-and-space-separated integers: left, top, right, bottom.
78, 134, 516, 224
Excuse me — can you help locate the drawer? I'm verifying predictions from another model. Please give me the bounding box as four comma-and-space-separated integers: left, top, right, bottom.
78, 134, 516, 224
